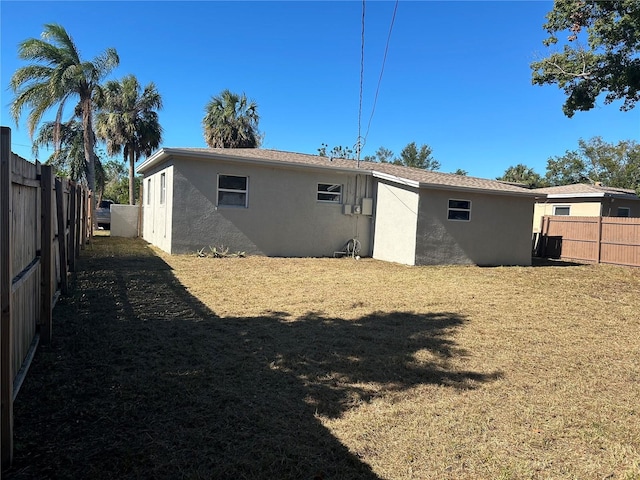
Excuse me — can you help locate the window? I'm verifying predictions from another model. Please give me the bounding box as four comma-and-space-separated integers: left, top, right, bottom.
160, 173, 166, 205
317, 183, 342, 203
218, 174, 248, 207
617, 207, 631, 217
147, 178, 152, 205
448, 199, 471, 221
553, 205, 570, 216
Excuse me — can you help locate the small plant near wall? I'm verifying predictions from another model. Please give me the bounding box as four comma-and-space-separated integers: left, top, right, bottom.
195, 245, 245, 258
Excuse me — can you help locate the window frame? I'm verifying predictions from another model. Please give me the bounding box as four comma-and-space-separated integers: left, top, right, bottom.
447, 199, 471, 222
317, 183, 343, 204
552, 205, 571, 216
617, 207, 631, 217
217, 173, 249, 208
160, 173, 166, 205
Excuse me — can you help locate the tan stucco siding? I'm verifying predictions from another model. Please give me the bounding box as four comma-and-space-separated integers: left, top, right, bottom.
141, 164, 173, 253
533, 201, 601, 232
416, 189, 535, 266
169, 158, 372, 257
372, 180, 419, 265
530, 199, 640, 232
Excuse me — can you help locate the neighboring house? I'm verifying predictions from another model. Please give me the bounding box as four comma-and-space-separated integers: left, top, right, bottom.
532, 184, 640, 234
136, 148, 543, 266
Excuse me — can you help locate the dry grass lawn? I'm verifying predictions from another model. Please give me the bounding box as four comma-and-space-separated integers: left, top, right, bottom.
5, 237, 640, 479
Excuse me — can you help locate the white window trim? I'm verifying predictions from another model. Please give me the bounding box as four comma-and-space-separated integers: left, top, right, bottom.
448, 199, 471, 222
160, 173, 166, 205
317, 183, 343, 204
552, 205, 571, 216
217, 173, 249, 208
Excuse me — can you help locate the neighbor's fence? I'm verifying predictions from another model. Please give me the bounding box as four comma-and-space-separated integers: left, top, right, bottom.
1, 126, 91, 469
538, 215, 640, 267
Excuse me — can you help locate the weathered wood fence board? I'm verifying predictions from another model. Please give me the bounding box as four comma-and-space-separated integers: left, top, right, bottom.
539, 215, 640, 267
1, 127, 91, 469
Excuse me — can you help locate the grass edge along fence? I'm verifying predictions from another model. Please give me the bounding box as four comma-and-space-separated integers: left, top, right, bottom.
538, 214, 640, 267
1, 126, 92, 469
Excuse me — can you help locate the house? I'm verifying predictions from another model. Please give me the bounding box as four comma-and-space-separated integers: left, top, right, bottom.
136, 148, 543, 266
532, 183, 640, 234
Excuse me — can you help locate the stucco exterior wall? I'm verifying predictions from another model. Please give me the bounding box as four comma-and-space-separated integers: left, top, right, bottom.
111, 205, 140, 238
416, 189, 535, 266
372, 180, 419, 265
169, 157, 372, 257
600, 198, 640, 217
141, 164, 173, 253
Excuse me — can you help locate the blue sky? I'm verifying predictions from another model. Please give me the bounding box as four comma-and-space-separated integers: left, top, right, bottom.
1, 1, 638, 179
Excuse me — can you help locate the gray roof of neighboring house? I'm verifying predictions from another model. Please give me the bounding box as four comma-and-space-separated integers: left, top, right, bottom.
533, 183, 640, 200
137, 147, 543, 197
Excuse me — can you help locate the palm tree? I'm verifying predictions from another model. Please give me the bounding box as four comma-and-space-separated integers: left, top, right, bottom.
202, 89, 260, 148
32, 119, 107, 199
96, 75, 163, 204
9, 23, 119, 199
33, 120, 87, 179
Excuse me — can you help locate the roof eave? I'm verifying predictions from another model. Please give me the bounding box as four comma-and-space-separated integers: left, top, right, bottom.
137, 148, 543, 198
137, 148, 371, 175
373, 171, 542, 197
544, 192, 639, 200
418, 182, 544, 198
136, 148, 170, 174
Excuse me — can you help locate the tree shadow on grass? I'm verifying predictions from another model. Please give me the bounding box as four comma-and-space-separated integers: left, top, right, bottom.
6, 240, 501, 479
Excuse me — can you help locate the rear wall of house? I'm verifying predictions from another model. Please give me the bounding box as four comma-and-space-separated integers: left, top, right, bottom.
416, 189, 535, 266
169, 157, 373, 257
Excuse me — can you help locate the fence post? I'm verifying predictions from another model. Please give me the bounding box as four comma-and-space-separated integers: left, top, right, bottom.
1, 126, 14, 468
596, 216, 603, 264
539, 216, 548, 257
87, 190, 93, 243
55, 178, 69, 295
75, 186, 81, 253
68, 182, 77, 272
80, 188, 87, 247
40, 165, 54, 344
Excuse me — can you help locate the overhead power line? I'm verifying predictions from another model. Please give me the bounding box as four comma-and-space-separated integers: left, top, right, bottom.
357, 0, 366, 164
363, 0, 399, 149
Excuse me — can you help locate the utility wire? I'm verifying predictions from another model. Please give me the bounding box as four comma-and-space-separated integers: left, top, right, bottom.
356, 0, 366, 165
363, 0, 399, 149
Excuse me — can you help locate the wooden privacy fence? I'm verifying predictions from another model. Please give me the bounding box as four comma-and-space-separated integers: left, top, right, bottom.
538, 215, 640, 267
1, 126, 92, 469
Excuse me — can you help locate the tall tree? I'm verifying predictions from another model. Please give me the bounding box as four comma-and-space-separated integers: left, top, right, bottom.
10, 23, 119, 197
32, 119, 108, 200
203, 89, 260, 148
96, 75, 163, 204
102, 159, 142, 205
394, 142, 440, 170
33, 119, 87, 180
497, 164, 547, 188
545, 137, 640, 190
531, 0, 640, 117
363, 146, 394, 163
